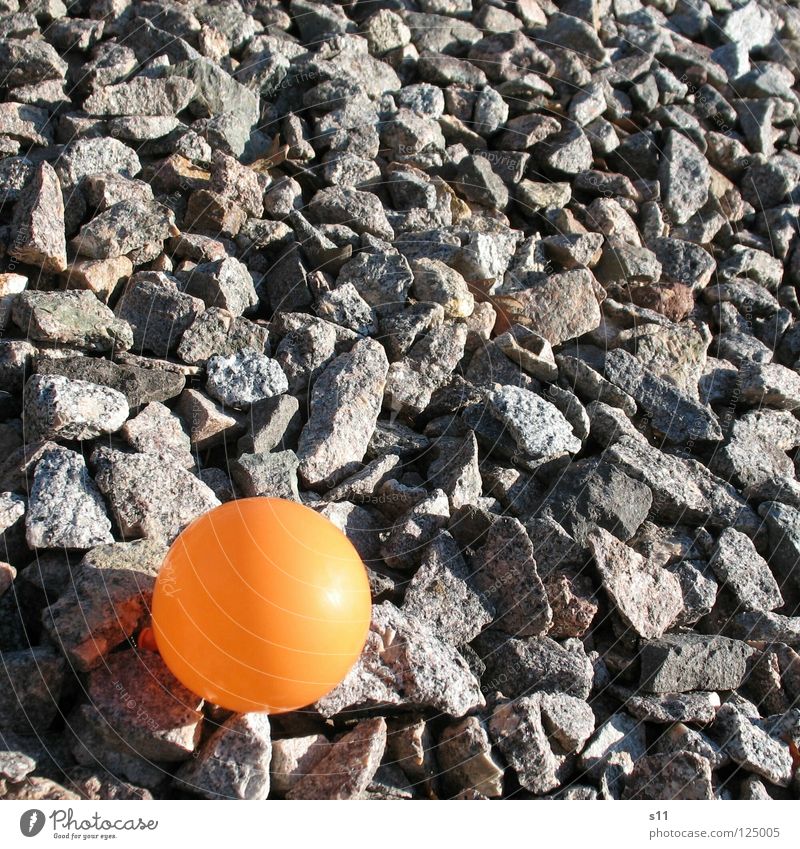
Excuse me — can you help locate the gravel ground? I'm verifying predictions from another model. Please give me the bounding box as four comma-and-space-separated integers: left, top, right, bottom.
1, 0, 800, 801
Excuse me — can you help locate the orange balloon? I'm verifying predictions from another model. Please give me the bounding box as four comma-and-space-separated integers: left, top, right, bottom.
150, 498, 371, 714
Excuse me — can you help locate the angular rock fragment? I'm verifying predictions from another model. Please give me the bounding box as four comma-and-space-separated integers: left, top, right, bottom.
179, 257, 259, 317
176, 713, 271, 800
384, 322, 467, 417
402, 531, 493, 645
43, 539, 166, 671
13, 290, 132, 352
426, 432, 481, 510
286, 718, 386, 800
470, 517, 551, 636
713, 705, 794, 788
603, 349, 722, 444
640, 634, 754, 693
659, 130, 710, 225
578, 713, 646, 781
83, 76, 196, 117
206, 349, 288, 410
298, 338, 388, 488
487, 696, 560, 795
540, 458, 651, 543
474, 631, 593, 700
316, 602, 484, 719
0, 646, 67, 733
72, 651, 202, 765
72, 200, 176, 260
38, 356, 184, 409
10, 161, 66, 273
94, 449, 220, 543
381, 489, 450, 572
623, 751, 714, 800
437, 716, 503, 798
177, 388, 243, 450
492, 269, 602, 344
588, 528, 684, 640
23, 374, 128, 442
121, 402, 193, 467
485, 385, 581, 465
177, 308, 269, 367
114, 272, 204, 357
230, 450, 299, 501
270, 735, 332, 798
26, 446, 113, 550
709, 528, 783, 613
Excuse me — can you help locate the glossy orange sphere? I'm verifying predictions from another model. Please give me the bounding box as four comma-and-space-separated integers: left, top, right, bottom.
151, 498, 371, 713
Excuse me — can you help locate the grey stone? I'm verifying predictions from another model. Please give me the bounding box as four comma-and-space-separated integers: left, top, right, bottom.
402, 531, 493, 645
307, 187, 394, 241
180, 257, 258, 317
654, 723, 729, 771
37, 356, 185, 409
619, 689, 721, 725
385, 321, 467, 417
623, 751, 714, 800
230, 450, 299, 501
13, 290, 132, 353
603, 349, 722, 444
177, 388, 243, 450
486, 385, 581, 464
286, 718, 386, 800
121, 402, 193, 467
26, 446, 113, 550
588, 528, 684, 640
738, 362, 800, 411
177, 308, 269, 367
578, 712, 646, 781
23, 373, 128, 442
298, 338, 388, 488
714, 704, 793, 787
410, 258, 473, 319
426, 432, 481, 510
316, 602, 484, 719
206, 349, 288, 410
114, 272, 204, 357
176, 713, 271, 800
492, 269, 602, 345
313, 501, 384, 566
640, 634, 754, 693
270, 734, 332, 797
541, 458, 651, 543
659, 130, 710, 225
475, 631, 594, 700
337, 252, 413, 314
42, 539, 166, 671
453, 155, 509, 209
604, 432, 759, 535
10, 161, 66, 273
73, 200, 175, 260
437, 716, 503, 798
74, 650, 202, 764
83, 75, 195, 117
381, 489, 450, 572
537, 125, 593, 177
487, 695, 560, 795
470, 517, 551, 637
758, 501, 800, 594
0, 646, 67, 734
709, 528, 783, 613
94, 448, 220, 543
238, 394, 300, 455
